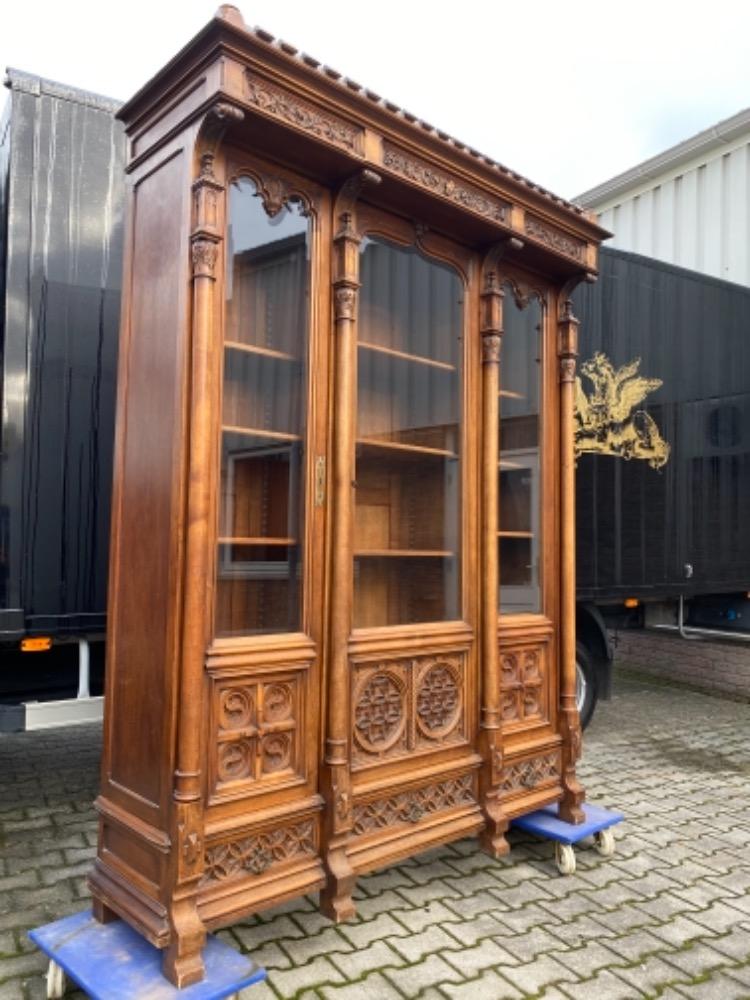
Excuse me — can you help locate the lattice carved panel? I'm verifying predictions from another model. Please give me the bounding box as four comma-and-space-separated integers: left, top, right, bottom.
210, 673, 303, 796
500, 644, 547, 724
200, 819, 317, 886
500, 751, 560, 798
351, 651, 467, 767
352, 774, 475, 836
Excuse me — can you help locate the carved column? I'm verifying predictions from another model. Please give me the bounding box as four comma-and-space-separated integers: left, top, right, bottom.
477, 254, 510, 857
163, 107, 241, 987
557, 296, 585, 824
320, 170, 380, 922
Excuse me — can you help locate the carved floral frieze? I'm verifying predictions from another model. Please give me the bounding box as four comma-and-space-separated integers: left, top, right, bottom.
201, 819, 316, 885
352, 774, 475, 836
382, 143, 510, 225
524, 216, 585, 263
244, 73, 363, 154
351, 652, 466, 766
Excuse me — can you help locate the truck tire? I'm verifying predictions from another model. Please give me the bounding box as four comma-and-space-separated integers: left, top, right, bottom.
576, 641, 598, 730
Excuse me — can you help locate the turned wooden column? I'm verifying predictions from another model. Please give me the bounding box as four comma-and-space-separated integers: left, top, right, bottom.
557, 295, 585, 824
478, 253, 509, 856
320, 170, 380, 921
163, 107, 242, 986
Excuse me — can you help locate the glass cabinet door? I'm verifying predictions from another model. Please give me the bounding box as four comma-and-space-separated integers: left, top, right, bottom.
353, 237, 464, 628
216, 178, 311, 637
499, 289, 542, 614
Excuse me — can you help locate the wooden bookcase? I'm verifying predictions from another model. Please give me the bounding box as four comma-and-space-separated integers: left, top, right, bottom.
90, 6, 607, 985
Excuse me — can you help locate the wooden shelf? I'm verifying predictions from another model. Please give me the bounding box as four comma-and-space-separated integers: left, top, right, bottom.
355, 549, 455, 558
222, 425, 301, 442
357, 437, 457, 459
224, 340, 299, 362
219, 537, 298, 546
498, 531, 533, 539
358, 341, 456, 372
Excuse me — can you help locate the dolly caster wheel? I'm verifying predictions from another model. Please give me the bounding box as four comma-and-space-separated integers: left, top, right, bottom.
594, 828, 615, 857
46, 959, 66, 999
555, 842, 576, 875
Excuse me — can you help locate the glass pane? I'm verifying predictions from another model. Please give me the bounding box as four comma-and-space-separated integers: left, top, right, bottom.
354, 237, 463, 627
216, 178, 309, 637
499, 288, 542, 614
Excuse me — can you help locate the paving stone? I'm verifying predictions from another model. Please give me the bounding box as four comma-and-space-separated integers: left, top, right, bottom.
382, 954, 465, 995
689, 901, 750, 934
233, 914, 306, 948
675, 972, 750, 999
441, 909, 511, 947
386, 924, 460, 963
321, 971, 403, 999
393, 901, 459, 935
558, 968, 650, 1000
329, 940, 406, 980
552, 939, 627, 978
616, 954, 692, 995
336, 913, 409, 950
495, 927, 567, 964
439, 970, 525, 999
0, 979, 25, 1000
649, 914, 720, 948
278, 925, 352, 965
267, 955, 346, 996
500, 953, 577, 995
441, 938, 519, 977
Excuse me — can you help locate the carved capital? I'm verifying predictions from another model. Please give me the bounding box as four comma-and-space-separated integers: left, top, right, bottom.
334, 285, 358, 321
560, 357, 576, 383
191, 237, 219, 279
482, 333, 502, 365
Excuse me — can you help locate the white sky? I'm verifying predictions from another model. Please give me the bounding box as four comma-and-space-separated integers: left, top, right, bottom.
3, 0, 750, 200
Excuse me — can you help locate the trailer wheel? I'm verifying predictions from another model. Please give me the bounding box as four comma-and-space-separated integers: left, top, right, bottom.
555, 842, 576, 875
576, 642, 598, 730
594, 828, 615, 857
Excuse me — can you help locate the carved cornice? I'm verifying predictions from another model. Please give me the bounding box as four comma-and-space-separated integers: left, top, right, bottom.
383, 143, 510, 225
524, 215, 585, 263
245, 73, 364, 154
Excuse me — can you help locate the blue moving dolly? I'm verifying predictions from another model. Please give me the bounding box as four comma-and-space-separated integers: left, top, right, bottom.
511, 802, 624, 875
29, 910, 265, 1000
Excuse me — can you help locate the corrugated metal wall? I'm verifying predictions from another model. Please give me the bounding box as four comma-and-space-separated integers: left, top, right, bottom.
593, 139, 750, 288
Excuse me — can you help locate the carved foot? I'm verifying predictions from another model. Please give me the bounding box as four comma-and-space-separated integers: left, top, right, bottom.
162, 941, 205, 989
479, 794, 511, 859
559, 777, 586, 825
91, 897, 118, 924
162, 897, 206, 988
320, 845, 357, 923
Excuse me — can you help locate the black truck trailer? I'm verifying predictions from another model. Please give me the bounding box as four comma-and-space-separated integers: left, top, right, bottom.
572, 247, 750, 723
1, 71, 748, 730
0, 70, 124, 729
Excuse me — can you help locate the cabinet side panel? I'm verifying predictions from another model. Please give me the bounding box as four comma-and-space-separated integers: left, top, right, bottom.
109, 151, 186, 810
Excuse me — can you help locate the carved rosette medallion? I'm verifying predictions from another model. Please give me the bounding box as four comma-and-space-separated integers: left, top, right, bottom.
524, 216, 585, 263
500, 751, 559, 796
201, 820, 317, 886
211, 677, 300, 794
415, 660, 461, 740
500, 647, 545, 723
351, 652, 466, 766
352, 775, 475, 836
244, 73, 363, 154
382, 143, 510, 225
353, 669, 406, 755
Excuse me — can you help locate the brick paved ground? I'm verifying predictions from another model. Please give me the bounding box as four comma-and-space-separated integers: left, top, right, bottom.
1, 670, 749, 999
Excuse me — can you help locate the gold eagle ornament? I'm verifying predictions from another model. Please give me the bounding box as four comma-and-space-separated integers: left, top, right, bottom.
574, 352, 670, 469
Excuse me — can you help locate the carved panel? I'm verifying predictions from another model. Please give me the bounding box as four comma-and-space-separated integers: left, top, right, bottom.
524, 215, 585, 263
500, 646, 546, 724
500, 751, 559, 797
201, 819, 317, 886
351, 651, 466, 767
382, 143, 510, 225
352, 774, 475, 836
244, 73, 364, 154
210, 673, 302, 797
